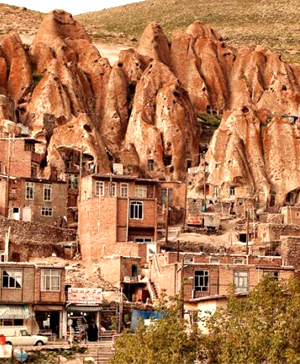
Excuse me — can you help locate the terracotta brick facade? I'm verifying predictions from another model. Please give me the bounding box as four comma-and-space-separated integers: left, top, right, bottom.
78, 174, 158, 262
0, 177, 68, 225
0, 263, 65, 305
99, 256, 142, 286
149, 252, 295, 300
0, 138, 41, 178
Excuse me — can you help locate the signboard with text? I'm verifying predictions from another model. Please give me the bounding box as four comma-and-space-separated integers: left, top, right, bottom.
68, 288, 103, 304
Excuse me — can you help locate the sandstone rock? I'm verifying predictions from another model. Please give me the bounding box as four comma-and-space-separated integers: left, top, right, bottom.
170, 22, 234, 114
117, 48, 149, 85
45, 113, 110, 179
2, 32, 32, 103
123, 60, 199, 180
137, 21, 171, 67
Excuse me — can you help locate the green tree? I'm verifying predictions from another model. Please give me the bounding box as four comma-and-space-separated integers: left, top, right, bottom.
111, 295, 202, 364
205, 276, 300, 364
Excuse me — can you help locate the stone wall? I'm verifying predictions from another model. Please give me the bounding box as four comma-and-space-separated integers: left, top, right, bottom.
0, 216, 76, 261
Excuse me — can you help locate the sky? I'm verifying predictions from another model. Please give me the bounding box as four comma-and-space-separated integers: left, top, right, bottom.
3, 0, 140, 15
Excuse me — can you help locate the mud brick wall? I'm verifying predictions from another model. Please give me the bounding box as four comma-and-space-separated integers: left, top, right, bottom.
0, 216, 76, 261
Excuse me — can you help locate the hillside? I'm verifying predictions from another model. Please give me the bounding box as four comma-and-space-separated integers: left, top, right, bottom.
76, 0, 300, 64
0, 3, 43, 36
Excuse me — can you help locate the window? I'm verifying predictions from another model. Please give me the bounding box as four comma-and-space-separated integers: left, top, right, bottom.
24, 141, 34, 152
148, 159, 154, 171
264, 271, 279, 280
210, 258, 220, 264
130, 201, 143, 220
135, 185, 147, 198
194, 270, 209, 292
215, 163, 220, 169
25, 182, 34, 200
163, 155, 172, 166
31, 165, 37, 178
109, 182, 117, 197
234, 259, 244, 265
234, 271, 248, 293
95, 181, 104, 197
43, 184, 52, 201
230, 186, 235, 197
213, 186, 219, 198
161, 189, 173, 204
1, 319, 23, 326
2, 269, 22, 289
186, 159, 192, 169
134, 237, 153, 243
120, 183, 128, 198
68, 174, 78, 190
41, 269, 60, 291
41, 207, 53, 217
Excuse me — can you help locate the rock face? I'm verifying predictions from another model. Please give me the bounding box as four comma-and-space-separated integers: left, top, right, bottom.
123, 60, 199, 180
1, 9, 300, 203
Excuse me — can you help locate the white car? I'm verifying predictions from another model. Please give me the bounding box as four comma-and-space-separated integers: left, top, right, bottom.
5, 328, 48, 346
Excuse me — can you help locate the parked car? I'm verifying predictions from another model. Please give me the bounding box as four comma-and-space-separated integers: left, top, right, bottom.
2, 327, 48, 346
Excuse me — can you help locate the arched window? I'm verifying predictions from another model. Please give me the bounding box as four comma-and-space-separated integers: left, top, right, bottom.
130, 201, 143, 220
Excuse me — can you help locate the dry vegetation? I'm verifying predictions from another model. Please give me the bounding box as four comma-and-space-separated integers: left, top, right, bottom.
0, 3, 43, 36
0, 1, 299, 63
76, 0, 300, 64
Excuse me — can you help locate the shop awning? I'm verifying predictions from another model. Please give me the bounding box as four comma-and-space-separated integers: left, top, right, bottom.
34, 305, 63, 312
0, 305, 30, 319
67, 305, 101, 312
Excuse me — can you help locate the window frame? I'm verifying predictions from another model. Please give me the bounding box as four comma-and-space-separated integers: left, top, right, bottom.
68, 174, 78, 190
95, 181, 104, 197
120, 183, 128, 198
130, 201, 143, 220
2, 269, 23, 289
134, 237, 153, 243
41, 269, 61, 292
194, 270, 209, 292
135, 185, 148, 198
25, 182, 34, 200
148, 159, 154, 171
234, 270, 249, 293
41, 207, 53, 217
230, 186, 235, 197
161, 189, 173, 204
109, 182, 117, 197
213, 186, 219, 198
43, 184, 52, 202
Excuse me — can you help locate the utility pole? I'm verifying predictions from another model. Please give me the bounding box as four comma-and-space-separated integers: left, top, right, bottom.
180, 254, 185, 320
165, 188, 169, 244
118, 286, 123, 333
246, 210, 250, 255
202, 154, 207, 212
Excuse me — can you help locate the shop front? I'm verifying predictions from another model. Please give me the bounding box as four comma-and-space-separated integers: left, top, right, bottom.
34, 305, 64, 340
65, 288, 103, 342
0, 304, 38, 334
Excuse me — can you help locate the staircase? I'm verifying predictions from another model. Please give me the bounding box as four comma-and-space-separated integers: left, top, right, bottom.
84, 340, 114, 364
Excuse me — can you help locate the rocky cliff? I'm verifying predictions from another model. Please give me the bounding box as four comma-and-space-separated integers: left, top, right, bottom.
1, 9, 300, 206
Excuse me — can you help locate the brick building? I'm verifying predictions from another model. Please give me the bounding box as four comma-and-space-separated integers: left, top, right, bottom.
0, 137, 41, 178
148, 251, 295, 302
157, 181, 186, 226
0, 176, 67, 225
78, 174, 158, 262
0, 263, 65, 338
99, 255, 150, 303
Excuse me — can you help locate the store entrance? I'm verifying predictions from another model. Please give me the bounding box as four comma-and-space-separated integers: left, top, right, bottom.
67, 311, 99, 342
35, 311, 60, 339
